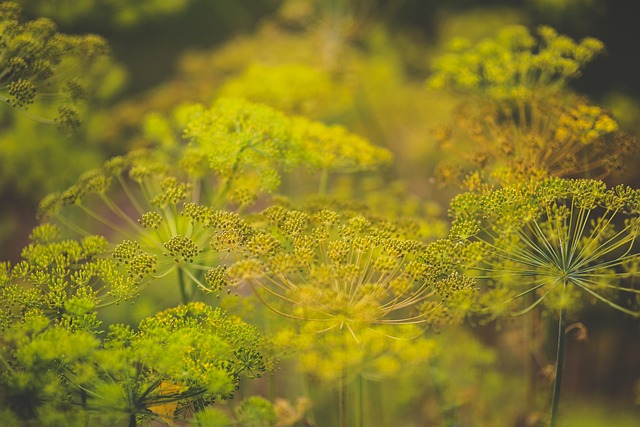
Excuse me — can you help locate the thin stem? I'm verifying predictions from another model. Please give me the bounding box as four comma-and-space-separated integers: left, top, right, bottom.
177, 268, 189, 304
549, 306, 567, 427
356, 374, 364, 427
339, 371, 347, 427
319, 168, 329, 196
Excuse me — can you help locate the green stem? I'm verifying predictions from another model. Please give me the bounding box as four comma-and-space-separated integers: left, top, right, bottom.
128, 413, 137, 427
318, 168, 329, 196
339, 372, 347, 427
356, 375, 363, 427
550, 307, 567, 427
178, 268, 189, 304
524, 294, 538, 418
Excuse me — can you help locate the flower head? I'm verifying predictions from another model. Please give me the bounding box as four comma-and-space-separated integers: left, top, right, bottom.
223, 205, 476, 336
0, 2, 110, 130
449, 177, 640, 317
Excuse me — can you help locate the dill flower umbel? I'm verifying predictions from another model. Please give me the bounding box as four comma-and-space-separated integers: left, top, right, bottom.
38, 98, 393, 304
222, 204, 476, 337
1, 223, 138, 330
0, 301, 269, 426
0, 2, 109, 130
449, 176, 640, 317
448, 176, 640, 427
428, 25, 635, 182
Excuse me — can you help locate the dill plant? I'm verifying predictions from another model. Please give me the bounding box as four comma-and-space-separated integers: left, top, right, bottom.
428, 25, 636, 182
0, 299, 270, 426
215, 203, 476, 426
448, 175, 640, 425
0, 221, 271, 425
223, 204, 475, 331
38, 98, 392, 307
0, 2, 109, 131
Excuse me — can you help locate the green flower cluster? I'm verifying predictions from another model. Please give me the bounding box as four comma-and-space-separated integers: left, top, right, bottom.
144, 97, 392, 198
428, 25, 603, 102
1, 223, 137, 331
36, 98, 393, 308
0, 2, 109, 131
428, 25, 636, 183
448, 177, 640, 318
0, 302, 270, 426
220, 204, 476, 334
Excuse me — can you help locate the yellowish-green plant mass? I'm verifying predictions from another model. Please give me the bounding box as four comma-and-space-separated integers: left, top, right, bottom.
428, 24, 604, 102
0, 223, 138, 331
272, 323, 436, 383
37, 98, 392, 305
0, 302, 270, 426
428, 25, 636, 182
37, 149, 230, 304
432, 92, 636, 182
448, 176, 640, 318
219, 62, 347, 117
0, 2, 109, 131
85, 302, 269, 424
221, 204, 476, 337
291, 115, 393, 174
144, 97, 392, 198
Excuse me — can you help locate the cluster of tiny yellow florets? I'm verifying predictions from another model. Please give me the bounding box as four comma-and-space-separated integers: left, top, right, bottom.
448, 177, 640, 317
429, 25, 636, 182
220, 204, 476, 334
428, 25, 604, 102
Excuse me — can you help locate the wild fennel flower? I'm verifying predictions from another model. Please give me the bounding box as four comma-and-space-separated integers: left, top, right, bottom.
222, 205, 476, 337
449, 177, 640, 318
0, 2, 109, 131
